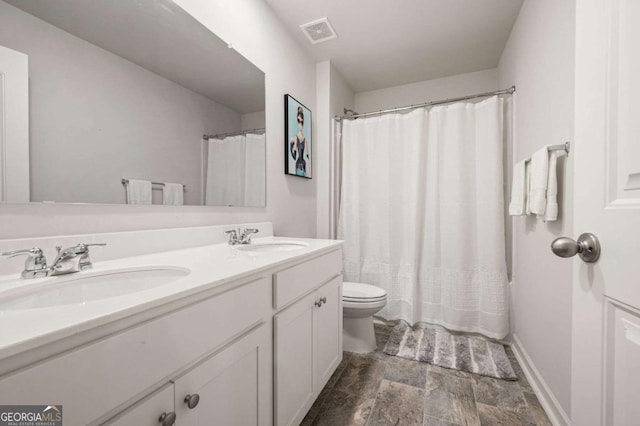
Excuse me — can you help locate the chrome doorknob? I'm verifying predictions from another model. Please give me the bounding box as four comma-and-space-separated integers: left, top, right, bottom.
551, 233, 601, 263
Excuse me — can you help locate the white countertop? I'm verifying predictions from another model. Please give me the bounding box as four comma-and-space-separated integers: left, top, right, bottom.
0, 236, 343, 363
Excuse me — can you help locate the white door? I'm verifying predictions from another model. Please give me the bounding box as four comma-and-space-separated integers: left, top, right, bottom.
274, 292, 317, 426
315, 276, 342, 389
106, 384, 175, 426
174, 324, 271, 426
0, 44, 29, 202
572, 0, 640, 425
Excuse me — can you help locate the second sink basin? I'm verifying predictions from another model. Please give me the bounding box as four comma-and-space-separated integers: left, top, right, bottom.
0, 267, 191, 310
236, 241, 309, 253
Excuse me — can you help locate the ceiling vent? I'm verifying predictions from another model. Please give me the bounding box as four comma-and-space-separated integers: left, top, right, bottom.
300, 18, 337, 44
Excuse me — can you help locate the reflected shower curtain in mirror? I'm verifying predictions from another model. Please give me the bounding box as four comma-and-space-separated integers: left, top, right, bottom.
205, 133, 265, 207
337, 96, 509, 339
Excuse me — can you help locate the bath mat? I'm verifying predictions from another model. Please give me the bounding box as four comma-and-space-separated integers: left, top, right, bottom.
383, 321, 517, 380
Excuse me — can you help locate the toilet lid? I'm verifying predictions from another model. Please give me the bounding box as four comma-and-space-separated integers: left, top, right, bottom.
342, 282, 387, 301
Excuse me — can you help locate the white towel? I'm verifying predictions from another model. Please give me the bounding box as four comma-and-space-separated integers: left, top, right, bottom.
529, 146, 550, 215
543, 151, 565, 221
509, 160, 527, 215
163, 183, 184, 205
126, 179, 152, 204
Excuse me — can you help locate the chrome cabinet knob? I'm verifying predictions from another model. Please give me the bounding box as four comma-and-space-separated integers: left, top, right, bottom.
184, 393, 200, 409
315, 300, 323, 307
158, 412, 176, 426
320, 297, 327, 304
551, 233, 601, 263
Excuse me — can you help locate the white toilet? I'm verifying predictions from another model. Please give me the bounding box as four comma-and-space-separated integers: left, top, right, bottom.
342, 282, 388, 353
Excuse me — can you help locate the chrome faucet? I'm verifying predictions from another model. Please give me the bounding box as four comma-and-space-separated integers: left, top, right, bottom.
50, 243, 106, 276
225, 228, 259, 245
0, 248, 49, 279
0, 243, 106, 278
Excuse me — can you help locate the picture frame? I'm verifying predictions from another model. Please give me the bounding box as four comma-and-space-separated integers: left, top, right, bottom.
284, 94, 312, 178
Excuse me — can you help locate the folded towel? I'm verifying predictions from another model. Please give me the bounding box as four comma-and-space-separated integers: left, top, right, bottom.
509, 160, 527, 216
529, 146, 550, 215
543, 151, 566, 221
163, 183, 184, 206
126, 179, 152, 204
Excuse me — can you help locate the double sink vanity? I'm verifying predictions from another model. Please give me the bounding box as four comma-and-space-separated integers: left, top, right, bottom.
0, 223, 343, 426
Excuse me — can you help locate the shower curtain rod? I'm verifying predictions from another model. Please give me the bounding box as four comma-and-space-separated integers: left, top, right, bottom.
203, 128, 265, 140
334, 86, 516, 121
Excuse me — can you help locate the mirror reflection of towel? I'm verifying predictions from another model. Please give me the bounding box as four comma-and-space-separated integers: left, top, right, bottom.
126, 179, 152, 204
163, 183, 184, 205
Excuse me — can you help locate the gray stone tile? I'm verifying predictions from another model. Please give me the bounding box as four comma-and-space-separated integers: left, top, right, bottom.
334, 354, 386, 398
477, 403, 536, 426
471, 375, 527, 412
383, 356, 428, 388
504, 346, 533, 393
423, 416, 462, 426
311, 389, 375, 426
367, 380, 425, 426
326, 352, 353, 388
523, 392, 552, 426
424, 371, 480, 426
302, 384, 333, 423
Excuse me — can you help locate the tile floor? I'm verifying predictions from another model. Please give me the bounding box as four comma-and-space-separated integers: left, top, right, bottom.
301, 324, 552, 426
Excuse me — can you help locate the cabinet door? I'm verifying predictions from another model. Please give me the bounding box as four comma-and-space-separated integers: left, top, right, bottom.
316, 276, 343, 389
174, 324, 271, 426
274, 292, 317, 426
105, 383, 175, 426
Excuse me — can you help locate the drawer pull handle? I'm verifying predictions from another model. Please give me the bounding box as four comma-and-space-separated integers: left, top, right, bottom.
315, 300, 323, 307
184, 393, 200, 409
321, 297, 327, 304
158, 412, 176, 426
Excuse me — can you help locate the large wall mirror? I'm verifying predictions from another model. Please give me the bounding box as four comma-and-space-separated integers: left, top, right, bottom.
0, 0, 266, 207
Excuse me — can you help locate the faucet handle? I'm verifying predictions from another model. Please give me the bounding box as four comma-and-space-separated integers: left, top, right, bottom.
0, 247, 48, 278
1, 247, 44, 259
239, 228, 259, 244
225, 229, 239, 245
76, 243, 107, 252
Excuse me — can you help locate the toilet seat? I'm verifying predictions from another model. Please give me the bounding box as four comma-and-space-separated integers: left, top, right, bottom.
342, 282, 387, 303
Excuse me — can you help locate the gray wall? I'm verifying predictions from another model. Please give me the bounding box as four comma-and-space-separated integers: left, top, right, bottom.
498, 0, 575, 417
0, 1, 242, 205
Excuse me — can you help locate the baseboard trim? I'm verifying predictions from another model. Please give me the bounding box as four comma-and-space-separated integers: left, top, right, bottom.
511, 334, 571, 426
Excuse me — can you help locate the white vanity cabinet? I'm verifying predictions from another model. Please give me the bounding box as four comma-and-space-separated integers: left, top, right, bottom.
273, 251, 343, 426
173, 324, 271, 426
107, 384, 175, 426
0, 243, 344, 426
108, 323, 271, 426
0, 277, 272, 426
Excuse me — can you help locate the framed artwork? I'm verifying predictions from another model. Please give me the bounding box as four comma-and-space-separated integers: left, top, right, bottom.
284, 94, 312, 178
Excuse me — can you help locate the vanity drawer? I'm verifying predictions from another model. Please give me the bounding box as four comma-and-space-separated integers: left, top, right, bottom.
273, 249, 342, 310
0, 277, 270, 426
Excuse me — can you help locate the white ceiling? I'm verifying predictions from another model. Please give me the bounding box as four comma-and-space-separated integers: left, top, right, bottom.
265, 0, 524, 92
4, 0, 265, 113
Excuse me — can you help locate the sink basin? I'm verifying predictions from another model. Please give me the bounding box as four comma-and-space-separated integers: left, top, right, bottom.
0, 267, 190, 310
236, 241, 309, 253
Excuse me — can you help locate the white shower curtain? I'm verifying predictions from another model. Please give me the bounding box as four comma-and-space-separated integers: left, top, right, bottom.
243, 133, 266, 207
205, 133, 265, 207
337, 96, 509, 339
206, 136, 246, 206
